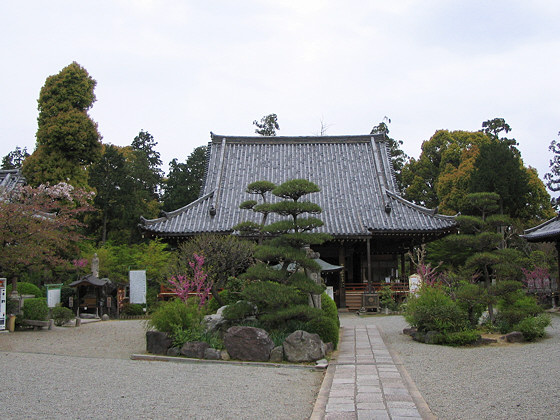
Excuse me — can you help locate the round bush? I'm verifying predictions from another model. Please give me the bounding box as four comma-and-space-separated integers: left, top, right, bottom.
121, 303, 145, 316
441, 330, 481, 346
7, 282, 43, 297
148, 299, 202, 333
305, 315, 339, 349
405, 286, 467, 333
23, 298, 49, 321
52, 306, 75, 326
514, 314, 551, 341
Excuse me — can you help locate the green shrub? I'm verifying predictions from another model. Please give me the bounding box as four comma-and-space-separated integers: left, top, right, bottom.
7, 282, 43, 297
222, 301, 256, 321
455, 282, 487, 328
495, 293, 543, 333
171, 324, 224, 350
404, 286, 467, 333
441, 330, 481, 346
241, 281, 305, 312
60, 286, 76, 308
121, 303, 145, 316
269, 329, 292, 347
305, 316, 339, 349
23, 298, 48, 321
52, 306, 75, 326
514, 314, 551, 341
321, 293, 340, 327
148, 299, 202, 333
259, 304, 322, 329
379, 285, 399, 311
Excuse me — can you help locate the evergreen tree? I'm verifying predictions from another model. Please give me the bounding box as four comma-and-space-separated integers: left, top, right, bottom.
162, 146, 207, 211
253, 114, 280, 136
1, 147, 29, 170
234, 179, 331, 328
23, 62, 102, 187
371, 119, 409, 191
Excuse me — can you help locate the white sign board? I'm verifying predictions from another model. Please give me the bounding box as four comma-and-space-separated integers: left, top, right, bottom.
129, 270, 147, 304
46, 284, 62, 308
409, 274, 422, 295
0, 278, 6, 331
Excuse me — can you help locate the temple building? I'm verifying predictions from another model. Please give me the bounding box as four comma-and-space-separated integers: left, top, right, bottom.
140, 133, 457, 308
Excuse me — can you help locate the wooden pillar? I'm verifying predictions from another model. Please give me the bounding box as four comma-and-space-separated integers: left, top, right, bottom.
338, 246, 346, 308
555, 242, 560, 306
401, 253, 406, 281
367, 237, 372, 288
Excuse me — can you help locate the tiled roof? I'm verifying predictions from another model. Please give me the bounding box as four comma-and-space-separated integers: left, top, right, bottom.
522, 216, 560, 242
141, 134, 456, 238
0, 168, 25, 194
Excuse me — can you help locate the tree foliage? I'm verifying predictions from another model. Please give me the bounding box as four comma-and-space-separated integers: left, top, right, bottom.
1, 147, 29, 170
370, 119, 409, 191
401, 119, 554, 222
0, 183, 93, 283
23, 62, 102, 188
253, 114, 280, 136
162, 146, 207, 211
544, 131, 560, 205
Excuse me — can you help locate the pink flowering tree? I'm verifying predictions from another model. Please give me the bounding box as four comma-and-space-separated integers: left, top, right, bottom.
72, 258, 89, 279
521, 267, 551, 291
168, 253, 212, 307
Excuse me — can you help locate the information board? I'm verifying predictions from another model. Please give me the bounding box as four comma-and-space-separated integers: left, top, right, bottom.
0, 278, 6, 331
129, 270, 147, 305
46, 284, 63, 308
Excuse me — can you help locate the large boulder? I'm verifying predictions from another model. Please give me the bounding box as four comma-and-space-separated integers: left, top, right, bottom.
269, 346, 284, 363
503, 331, 524, 343
224, 326, 274, 361
146, 331, 172, 355
181, 341, 209, 358
204, 347, 222, 360
283, 330, 325, 362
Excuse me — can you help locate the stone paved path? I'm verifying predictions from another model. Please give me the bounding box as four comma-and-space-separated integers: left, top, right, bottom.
319, 322, 430, 420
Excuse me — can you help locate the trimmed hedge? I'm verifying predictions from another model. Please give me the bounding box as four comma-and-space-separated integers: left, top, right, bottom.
23, 298, 49, 321
7, 282, 43, 297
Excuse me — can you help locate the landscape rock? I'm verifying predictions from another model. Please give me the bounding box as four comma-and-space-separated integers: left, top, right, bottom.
203, 305, 229, 333
167, 347, 180, 357
403, 327, 417, 336
476, 337, 498, 345
181, 341, 210, 358
204, 348, 222, 360
224, 326, 274, 362
146, 331, 172, 355
102, 314, 110, 321
503, 331, 524, 343
269, 346, 284, 363
220, 349, 230, 361
283, 330, 325, 362
324, 342, 334, 355
412, 331, 426, 343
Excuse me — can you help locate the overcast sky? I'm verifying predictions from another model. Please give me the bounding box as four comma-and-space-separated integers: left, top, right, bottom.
2, 1, 559, 182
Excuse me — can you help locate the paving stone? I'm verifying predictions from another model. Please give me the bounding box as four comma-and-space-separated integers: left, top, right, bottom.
328, 397, 355, 405
327, 403, 356, 412
356, 402, 386, 410
386, 401, 417, 409
325, 412, 357, 420
357, 385, 382, 393
333, 378, 356, 384
388, 407, 421, 417
356, 409, 390, 420
382, 387, 411, 396
330, 388, 356, 398
384, 393, 414, 402
356, 392, 384, 403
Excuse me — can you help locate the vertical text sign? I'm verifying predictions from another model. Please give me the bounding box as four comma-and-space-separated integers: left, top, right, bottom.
0, 278, 6, 331
129, 270, 147, 305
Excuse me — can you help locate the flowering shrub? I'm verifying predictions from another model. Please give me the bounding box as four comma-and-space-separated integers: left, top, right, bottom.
168, 253, 212, 307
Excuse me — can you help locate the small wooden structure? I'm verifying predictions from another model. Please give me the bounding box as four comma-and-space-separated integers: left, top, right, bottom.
522, 216, 560, 306
69, 274, 117, 318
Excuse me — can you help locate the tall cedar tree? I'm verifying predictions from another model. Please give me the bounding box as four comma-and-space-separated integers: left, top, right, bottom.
370, 120, 409, 192
23, 62, 102, 188
253, 114, 280, 136
162, 146, 207, 211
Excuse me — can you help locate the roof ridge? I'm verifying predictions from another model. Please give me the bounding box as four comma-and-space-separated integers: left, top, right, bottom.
209, 133, 386, 143
141, 191, 215, 225
385, 190, 457, 220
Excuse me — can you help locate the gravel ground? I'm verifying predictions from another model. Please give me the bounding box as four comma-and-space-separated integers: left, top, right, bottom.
342, 312, 560, 420
0, 320, 323, 420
